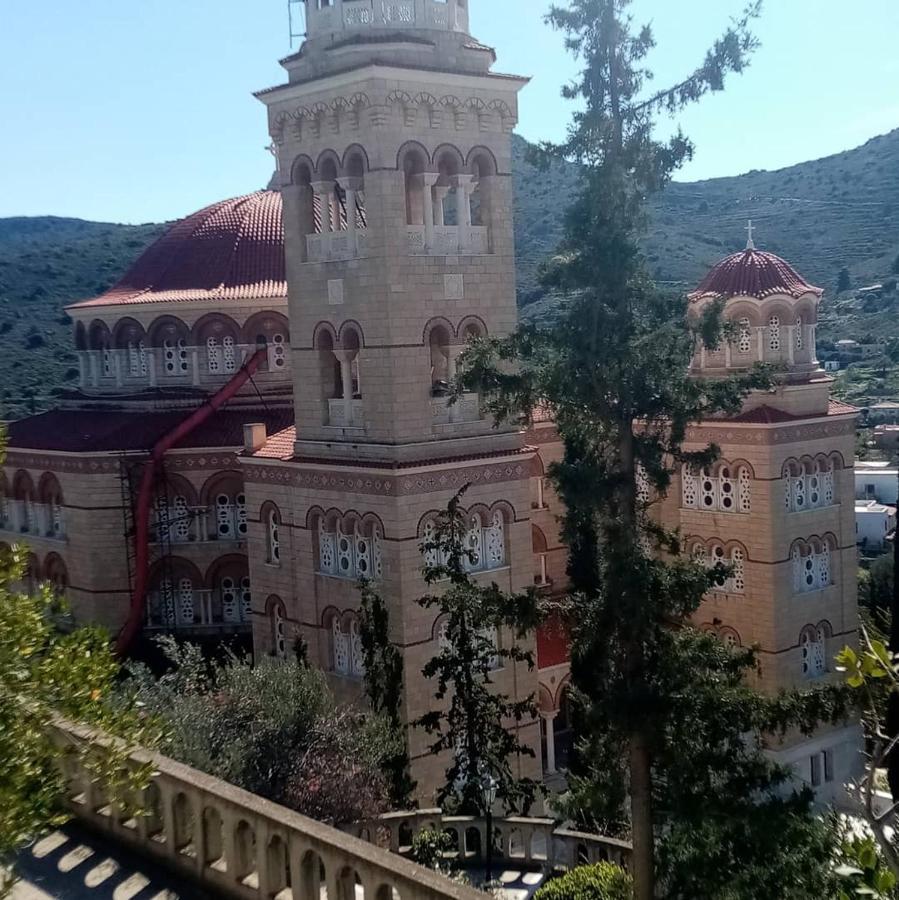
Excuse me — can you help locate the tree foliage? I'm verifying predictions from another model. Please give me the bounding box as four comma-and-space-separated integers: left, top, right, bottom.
460, 2, 854, 896
0, 544, 158, 897
126, 639, 395, 826
534, 862, 633, 900
415, 492, 542, 815
358, 580, 416, 807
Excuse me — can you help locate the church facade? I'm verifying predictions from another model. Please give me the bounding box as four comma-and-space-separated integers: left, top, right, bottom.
1, 0, 858, 801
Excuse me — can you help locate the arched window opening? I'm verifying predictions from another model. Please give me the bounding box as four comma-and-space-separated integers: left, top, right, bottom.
402, 146, 428, 226
429, 325, 453, 396
271, 600, 287, 659
218, 574, 252, 625
682, 462, 751, 514
37, 474, 65, 539
768, 315, 781, 353
267, 508, 281, 566
325, 328, 363, 428
435, 149, 462, 227
208, 482, 247, 542
532, 525, 549, 587
736, 318, 752, 354
800, 623, 830, 679
316, 515, 383, 581
12, 471, 36, 535
312, 156, 340, 235
692, 540, 746, 595
792, 538, 834, 594
784, 458, 837, 513
421, 508, 508, 575
343, 150, 368, 232
328, 613, 366, 678
795, 316, 804, 351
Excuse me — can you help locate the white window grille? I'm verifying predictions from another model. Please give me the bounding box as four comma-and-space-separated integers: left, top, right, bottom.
464, 515, 484, 573
685, 464, 750, 514
437, 619, 451, 651
159, 578, 176, 626
636, 464, 650, 506
236, 494, 247, 538
172, 496, 190, 543
373, 526, 384, 579
483, 625, 500, 670
177, 578, 195, 626
271, 334, 287, 370
768, 316, 781, 352
221, 577, 240, 623
223, 336, 236, 373
784, 460, 837, 512
268, 510, 281, 565
423, 518, 439, 568
216, 494, 235, 539
695, 542, 745, 594
721, 630, 740, 650
139, 341, 148, 376
163, 339, 188, 375
103, 348, 113, 378
354, 524, 373, 578
128, 342, 141, 377
273, 605, 286, 658
737, 318, 752, 354
337, 524, 354, 577
317, 519, 382, 581
801, 627, 827, 679
207, 337, 222, 374
731, 548, 746, 593
240, 576, 251, 621
319, 520, 337, 575
792, 542, 834, 594
332, 617, 349, 675
350, 619, 365, 676
486, 512, 505, 569
795, 317, 804, 350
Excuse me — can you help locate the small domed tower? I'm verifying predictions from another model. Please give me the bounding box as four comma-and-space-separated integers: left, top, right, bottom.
248, 1, 541, 798
665, 233, 861, 799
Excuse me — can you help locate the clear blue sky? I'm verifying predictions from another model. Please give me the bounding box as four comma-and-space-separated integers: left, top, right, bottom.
1, 0, 896, 224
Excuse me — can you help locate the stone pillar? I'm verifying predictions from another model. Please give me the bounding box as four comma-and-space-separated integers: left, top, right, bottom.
787, 326, 795, 365
338, 176, 363, 256
338, 351, 355, 426
543, 713, 557, 774
78, 353, 87, 389
89, 351, 100, 387
452, 174, 476, 252
810, 324, 818, 363
191, 347, 201, 386
433, 185, 450, 227
418, 173, 440, 249
114, 351, 124, 388
725, 341, 732, 368
148, 351, 158, 387
757, 327, 765, 363
311, 181, 335, 233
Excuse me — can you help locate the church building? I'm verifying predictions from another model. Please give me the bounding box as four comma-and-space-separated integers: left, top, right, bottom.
0, 0, 858, 801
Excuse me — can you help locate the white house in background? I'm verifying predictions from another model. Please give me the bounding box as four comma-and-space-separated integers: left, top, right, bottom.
869, 402, 899, 425
856, 461, 898, 504
856, 499, 896, 551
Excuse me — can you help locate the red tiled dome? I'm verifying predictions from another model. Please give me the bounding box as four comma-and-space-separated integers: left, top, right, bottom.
689, 248, 823, 302
68, 191, 286, 309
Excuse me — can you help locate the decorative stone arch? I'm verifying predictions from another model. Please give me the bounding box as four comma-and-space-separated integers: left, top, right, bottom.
718, 626, 742, 648
147, 315, 190, 347
191, 313, 241, 346
433, 143, 465, 179
240, 311, 290, 347
148, 556, 204, 590
12, 469, 35, 503
396, 139, 432, 172
725, 300, 763, 328
537, 683, 555, 715
426, 319, 454, 392
155, 471, 200, 509
489, 499, 516, 523
457, 315, 489, 343
315, 149, 341, 180
193, 313, 242, 376
422, 316, 455, 346
341, 143, 370, 175
199, 470, 244, 509
74, 321, 87, 351
87, 319, 112, 350
290, 154, 315, 187
36, 472, 63, 506
265, 834, 291, 897
260, 501, 283, 567
112, 317, 147, 348
201, 806, 225, 867
43, 552, 68, 595
466, 145, 499, 177
760, 296, 799, 323
266, 594, 288, 659
312, 320, 338, 350
337, 320, 365, 350
299, 850, 326, 900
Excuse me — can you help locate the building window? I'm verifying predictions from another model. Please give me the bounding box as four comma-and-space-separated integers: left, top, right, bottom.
683, 463, 751, 513
784, 458, 837, 513
271, 601, 287, 658
636, 463, 650, 506
329, 614, 365, 678
792, 539, 834, 594
800, 623, 831, 679
163, 338, 189, 375
270, 334, 287, 370
692, 541, 746, 595
737, 318, 752, 354
795, 316, 804, 350
768, 315, 781, 352
421, 509, 508, 575
214, 492, 247, 541
267, 508, 281, 566
317, 516, 383, 581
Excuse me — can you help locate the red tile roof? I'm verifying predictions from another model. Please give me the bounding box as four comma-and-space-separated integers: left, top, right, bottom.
67, 192, 287, 310
724, 399, 858, 424
6, 407, 293, 454
690, 249, 823, 302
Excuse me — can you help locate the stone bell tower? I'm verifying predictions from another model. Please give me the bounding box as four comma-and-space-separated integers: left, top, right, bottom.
248, 0, 542, 798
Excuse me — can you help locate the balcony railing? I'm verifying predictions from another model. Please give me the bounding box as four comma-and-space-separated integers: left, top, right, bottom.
328, 398, 365, 429
407, 225, 489, 256
431, 392, 480, 425
306, 229, 369, 263
149, 506, 246, 546
145, 589, 251, 632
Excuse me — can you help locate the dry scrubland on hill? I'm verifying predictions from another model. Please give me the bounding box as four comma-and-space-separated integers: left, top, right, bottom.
0, 130, 897, 419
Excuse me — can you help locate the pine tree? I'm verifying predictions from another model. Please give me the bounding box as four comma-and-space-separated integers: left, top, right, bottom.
460, 2, 849, 896
357, 580, 417, 808
414, 492, 541, 815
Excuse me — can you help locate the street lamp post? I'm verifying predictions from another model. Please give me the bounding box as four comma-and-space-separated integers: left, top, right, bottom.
481, 773, 498, 885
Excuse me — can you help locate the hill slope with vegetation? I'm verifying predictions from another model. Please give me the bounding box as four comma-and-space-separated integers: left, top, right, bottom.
1, 127, 897, 418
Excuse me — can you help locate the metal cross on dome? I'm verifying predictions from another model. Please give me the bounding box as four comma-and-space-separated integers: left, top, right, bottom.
745, 219, 756, 250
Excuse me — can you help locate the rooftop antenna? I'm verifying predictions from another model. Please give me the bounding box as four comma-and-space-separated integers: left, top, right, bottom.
288, 0, 306, 48
745, 219, 756, 250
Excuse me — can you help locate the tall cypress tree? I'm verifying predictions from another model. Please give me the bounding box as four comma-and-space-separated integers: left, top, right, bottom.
460, 2, 849, 896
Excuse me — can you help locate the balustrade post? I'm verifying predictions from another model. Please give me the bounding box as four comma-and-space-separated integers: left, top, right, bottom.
159, 784, 178, 858
222, 810, 240, 881
420, 173, 440, 249
787, 326, 795, 365
451, 174, 476, 252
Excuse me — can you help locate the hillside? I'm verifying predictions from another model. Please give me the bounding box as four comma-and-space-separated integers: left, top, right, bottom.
1, 127, 898, 419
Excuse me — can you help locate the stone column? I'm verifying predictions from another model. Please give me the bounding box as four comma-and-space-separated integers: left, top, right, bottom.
451, 174, 476, 252
724, 341, 733, 368
433, 185, 450, 227
757, 327, 765, 363
148, 351, 158, 387
338, 176, 363, 257
810, 324, 818, 363
89, 351, 100, 387
787, 326, 795, 365
542, 713, 557, 774
78, 353, 87, 390
417, 173, 440, 250
191, 347, 201, 386
114, 351, 124, 388
338, 351, 355, 426
311, 181, 335, 233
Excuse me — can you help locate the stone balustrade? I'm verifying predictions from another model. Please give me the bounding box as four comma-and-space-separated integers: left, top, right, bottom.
328, 398, 365, 429
370, 809, 632, 875
406, 226, 489, 257
3, 500, 66, 542
431, 394, 481, 426
50, 720, 485, 900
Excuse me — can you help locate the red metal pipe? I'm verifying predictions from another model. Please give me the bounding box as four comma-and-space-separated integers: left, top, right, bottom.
115, 348, 268, 655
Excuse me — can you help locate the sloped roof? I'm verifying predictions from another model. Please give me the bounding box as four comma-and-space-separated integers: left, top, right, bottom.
690, 248, 823, 302
67, 191, 287, 310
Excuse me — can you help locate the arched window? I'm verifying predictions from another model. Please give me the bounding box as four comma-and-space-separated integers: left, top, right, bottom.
692, 540, 746, 595
682, 462, 751, 513
270, 599, 287, 659
784, 458, 838, 513
267, 508, 281, 566
327, 613, 365, 678
795, 316, 804, 351
331, 615, 350, 675
792, 538, 835, 594
421, 508, 508, 574
37, 474, 65, 539
148, 572, 198, 629
719, 627, 742, 650
12, 471, 36, 535
737, 318, 752, 354
768, 315, 781, 352
800, 623, 830, 679
211, 488, 247, 541
635, 463, 650, 506
316, 515, 383, 581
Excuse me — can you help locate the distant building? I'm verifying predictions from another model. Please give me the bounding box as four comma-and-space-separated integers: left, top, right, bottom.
836, 339, 860, 352
823, 361, 840, 373
856, 461, 899, 504
868, 402, 899, 424
856, 499, 896, 551
873, 425, 899, 452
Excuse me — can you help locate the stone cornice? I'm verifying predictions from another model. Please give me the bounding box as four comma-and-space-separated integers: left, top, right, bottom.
4, 450, 239, 475
685, 417, 856, 447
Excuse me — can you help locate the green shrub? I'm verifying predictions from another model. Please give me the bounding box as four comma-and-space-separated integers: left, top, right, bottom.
410, 828, 457, 874
534, 862, 633, 900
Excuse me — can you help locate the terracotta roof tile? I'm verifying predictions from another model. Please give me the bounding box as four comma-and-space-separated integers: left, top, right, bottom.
690, 248, 823, 302
7, 407, 293, 454
67, 192, 287, 310
724, 400, 858, 424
